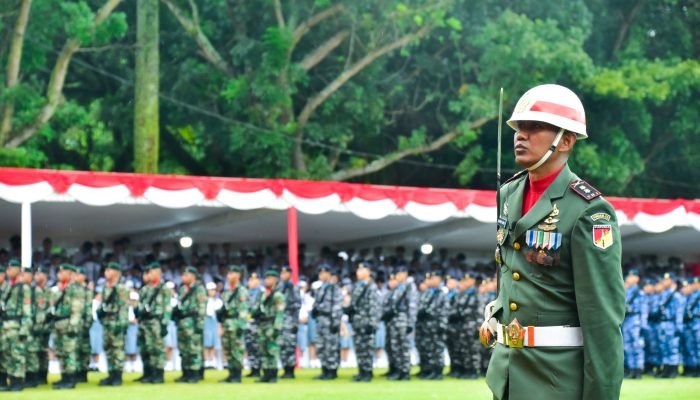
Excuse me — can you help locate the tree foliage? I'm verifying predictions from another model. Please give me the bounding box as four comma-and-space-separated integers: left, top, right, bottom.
0, 0, 698, 197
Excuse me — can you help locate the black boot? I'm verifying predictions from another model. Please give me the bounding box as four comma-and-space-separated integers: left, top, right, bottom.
397, 371, 410, 381
98, 371, 114, 386
352, 370, 364, 382
313, 367, 327, 380
23, 372, 37, 388
643, 363, 654, 375
624, 366, 630, 378
149, 369, 165, 384
199, 367, 205, 381
382, 365, 394, 377
0, 376, 23, 392
460, 367, 479, 380
665, 365, 678, 379
354, 369, 372, 382
322, 368, 337, 380
175, 369, 190, 383
53, 373, 76, 390
431, 367, 444, 380
76, 370, 87, 383
654, 364, 664, 378
256, 369, 270, 383
109, 370, 123, 386
681, 365, 694, 377
0, 373, 7, 389
280, 366, 295, 379
631, 368, 643, 379
246, 368, 260, 378
137, 366, 152, 383
39, 370, 48, 385
267, 369, 278, 383
186, 369, 201, 384
228, 368, 242, 383
219, 368, 234, 383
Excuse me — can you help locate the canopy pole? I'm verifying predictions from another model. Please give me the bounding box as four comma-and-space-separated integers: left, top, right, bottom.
21, 202, 32, 268
287, 207, 299, 284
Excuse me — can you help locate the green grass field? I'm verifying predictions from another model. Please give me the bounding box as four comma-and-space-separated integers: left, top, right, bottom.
4, 369, 697, 400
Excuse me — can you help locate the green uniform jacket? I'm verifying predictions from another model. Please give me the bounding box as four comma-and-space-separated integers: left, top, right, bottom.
99, 282, 129, 329
486, 165, 625, 400
257, 288, 285, 334
175, 283, 206, 329
51, 281, 84, 333
139, 281, 173, 327
1, 280, 32, 337
219, 284, 248, 332
31, 285, 51, 335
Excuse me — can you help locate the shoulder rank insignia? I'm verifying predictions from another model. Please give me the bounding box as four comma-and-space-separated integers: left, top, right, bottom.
570, 180, 601, 201
503, 170, 528, 185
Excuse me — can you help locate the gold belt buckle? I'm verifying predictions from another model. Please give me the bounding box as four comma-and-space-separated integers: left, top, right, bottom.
507, 319, 525, 348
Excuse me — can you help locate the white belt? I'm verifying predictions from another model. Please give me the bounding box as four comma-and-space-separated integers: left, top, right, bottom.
496, 322, 583, 348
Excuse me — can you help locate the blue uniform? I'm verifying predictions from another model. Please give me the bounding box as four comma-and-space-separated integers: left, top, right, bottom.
622, 286, 646, 370
657, 289, 685, 367
644, 292, 661, 369
681, 291, 700, 370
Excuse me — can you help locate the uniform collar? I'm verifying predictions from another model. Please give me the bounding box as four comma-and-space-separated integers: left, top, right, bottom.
510, 163, 574, 240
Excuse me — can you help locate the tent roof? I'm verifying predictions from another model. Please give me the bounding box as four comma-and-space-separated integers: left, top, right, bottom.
0, 168, 699, 258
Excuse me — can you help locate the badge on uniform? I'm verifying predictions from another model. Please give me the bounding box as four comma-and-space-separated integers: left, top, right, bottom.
593, 225, 613, 249
526, 230, 562, 266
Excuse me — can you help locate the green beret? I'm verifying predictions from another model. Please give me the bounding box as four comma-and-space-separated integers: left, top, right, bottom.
35, 265, 49, 274
228, 265, 243, 273
59, 263, 77, 272
76, 266, 86, 275
145, 261, 161, 271
106, 262, 122, 272
184, 266, 198, 276
8, 259, 20, 268
21, 264, 33, 273
0, 265, 6, 273
265, 269, 279, 278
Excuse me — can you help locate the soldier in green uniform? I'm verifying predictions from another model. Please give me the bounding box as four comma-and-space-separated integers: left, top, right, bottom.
0, 260, 32, 391
217, 265, 248, 383
73, 266, 92, 383
136, 262, 172, 384
173, 266, 207, 383
25, 265, 51, 387
97, 262, 130, 386
254, 269, 285, 383
51, 264, 85, 390
481, 84, 625, 400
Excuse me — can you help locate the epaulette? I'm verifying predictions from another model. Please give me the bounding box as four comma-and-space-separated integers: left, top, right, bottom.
570, 179, 601, 201
503, 170, 528, 185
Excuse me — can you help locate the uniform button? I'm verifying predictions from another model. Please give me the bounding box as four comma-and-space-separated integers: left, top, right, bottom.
512, 272, 521, 281
513, 242, 521, 250
509, 302, 518, 311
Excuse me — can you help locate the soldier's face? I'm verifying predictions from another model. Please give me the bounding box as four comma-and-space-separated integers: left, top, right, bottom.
514, 121, 574, 168
0, 273, 4, 283
36, 272, 47, 286
22, 272, 33, 284
265, 276, 277, 288
319, 271, 330, 282
228, 271, 240, 284
356, 267, 369, 281
396, 271, 407, 282
281, 270, 291, 281
182, 272, 194, 285
142, 270, 151, 284
6, 267, 19, 279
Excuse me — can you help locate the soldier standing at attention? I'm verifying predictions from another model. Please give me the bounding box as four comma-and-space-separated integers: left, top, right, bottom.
422, 271, 449, 380
51, 264, 84, 390
73, 266, 92, 383
311, 264, 343, 380
135, 264, 152, 382
482, 84, 625, 400
414, 275, 431, 379
137, 262, 172, 384
347, 263, 380, 382
681, 277, 699, 377
0, 264, 6, 390
645, 278, 664, 375
381, 273, 398, 378
383, 266, 415, 381
655, 273, 685, 379
26, 265, 51, 387
452, 272, 481, 379
254, 270, 285, 383
0, 260, 32, 392
278, 265, 300, 379
245, 273, 263, 378
622, 269, 646, 379
444, 275, 461, 378
173, 267, 207, 383
217, 265, 248, 383
97, 262, 130, 386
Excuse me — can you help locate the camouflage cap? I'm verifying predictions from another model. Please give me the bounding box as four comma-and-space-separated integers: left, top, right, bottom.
265, 269, 279, 278
228, 265, 243, 273
59, 263, 77, 272
183, 266, 198, 276
7, 259, 20, 268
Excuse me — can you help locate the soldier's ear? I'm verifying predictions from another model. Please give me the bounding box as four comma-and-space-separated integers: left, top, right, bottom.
558, 132, 577, 153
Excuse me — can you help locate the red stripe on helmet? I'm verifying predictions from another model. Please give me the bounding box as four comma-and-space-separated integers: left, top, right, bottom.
529, 101, 585, 124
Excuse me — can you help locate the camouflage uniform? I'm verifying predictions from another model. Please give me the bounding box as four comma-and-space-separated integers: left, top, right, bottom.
26, 281, 51, 386
51, 266, 85, 389
452, 284, 481, 378
348, 279, 380, 381
254, 276, 285, 383
382, 280, 416, 380
312, 281, 343, 378
218, 276, 248, 383
137, 265, 172, 384
76, 278, 92, 383
423, 286, 448, 379
97, 278, 130, 386
0, 270, 8, 388
445, 288, 460, 376
245, 286, 263, 376
278, 275, 300, 377
0, 271, 32, 388
414, 288, 431, 377
173, 276, 207, 383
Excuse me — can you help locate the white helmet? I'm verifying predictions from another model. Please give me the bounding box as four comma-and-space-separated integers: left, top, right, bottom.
507, 84, 587, 139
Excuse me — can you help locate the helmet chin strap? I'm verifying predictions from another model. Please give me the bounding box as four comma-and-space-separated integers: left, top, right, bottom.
526, 128, 565, 171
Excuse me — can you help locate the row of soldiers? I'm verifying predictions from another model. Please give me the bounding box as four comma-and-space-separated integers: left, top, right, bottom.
0, 259, 494, 391
622, 271, 700, 379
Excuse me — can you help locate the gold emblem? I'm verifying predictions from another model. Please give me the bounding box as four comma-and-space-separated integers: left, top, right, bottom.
479, 321, 497, 349
549, 204, 560, 217
507, 319, 525, 348
496, 228, 506, 245
544, 217, 559, 224
538, 224, 557, 232
494, 247, 502, 265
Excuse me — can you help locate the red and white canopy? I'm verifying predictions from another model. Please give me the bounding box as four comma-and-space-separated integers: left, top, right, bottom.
0, 167, 699, 233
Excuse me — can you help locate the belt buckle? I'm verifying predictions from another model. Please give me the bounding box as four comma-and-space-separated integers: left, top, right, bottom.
507, 319, 525, 348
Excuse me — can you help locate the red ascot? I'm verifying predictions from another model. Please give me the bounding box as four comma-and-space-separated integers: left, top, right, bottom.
522, 165, 565, 215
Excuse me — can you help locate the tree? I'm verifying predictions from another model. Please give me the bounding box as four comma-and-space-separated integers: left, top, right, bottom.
134, 0, 159, 173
